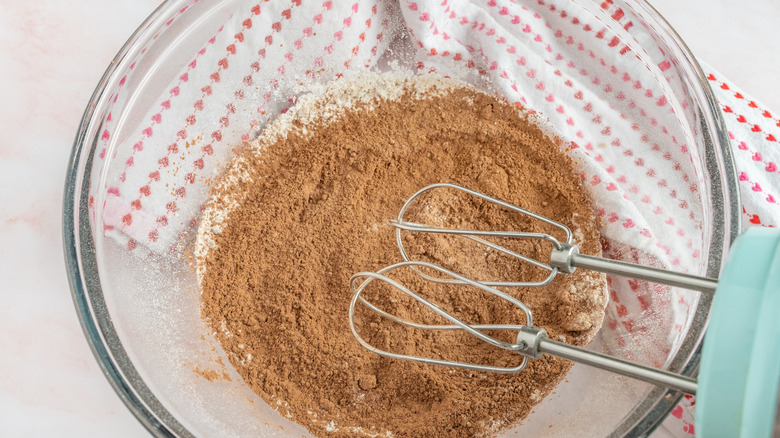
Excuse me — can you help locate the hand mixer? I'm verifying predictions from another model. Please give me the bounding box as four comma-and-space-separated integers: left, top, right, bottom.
348, 183, 780, 437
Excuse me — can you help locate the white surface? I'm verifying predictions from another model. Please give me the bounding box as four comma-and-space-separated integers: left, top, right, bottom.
0, 1, 162, 436
0, 0, 777, 437
651, 0, 780, 112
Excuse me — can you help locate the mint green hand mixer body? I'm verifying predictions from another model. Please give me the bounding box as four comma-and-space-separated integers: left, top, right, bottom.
349, 183, 780, 437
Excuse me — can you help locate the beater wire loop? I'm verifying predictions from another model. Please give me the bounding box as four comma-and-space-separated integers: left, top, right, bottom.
393, 183, 573, 287
349, 261, 532, 373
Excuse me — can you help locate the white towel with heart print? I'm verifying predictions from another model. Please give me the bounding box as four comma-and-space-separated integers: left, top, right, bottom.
93, 1, 780, 436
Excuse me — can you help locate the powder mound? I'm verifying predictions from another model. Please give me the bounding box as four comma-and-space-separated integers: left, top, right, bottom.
196, 71, 608, 438
194, 70, 466, 283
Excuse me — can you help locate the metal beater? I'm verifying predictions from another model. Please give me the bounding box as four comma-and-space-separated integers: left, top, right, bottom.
348, 183, 719, 395
348, 183, 780, 437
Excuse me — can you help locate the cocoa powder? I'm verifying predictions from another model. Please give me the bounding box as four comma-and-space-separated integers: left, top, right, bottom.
197, 74, 607, 437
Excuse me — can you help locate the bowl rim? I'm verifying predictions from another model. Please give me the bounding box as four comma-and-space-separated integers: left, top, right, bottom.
63, 1, 198, 436
601, 0, 742, 435
63, 0, 741, 436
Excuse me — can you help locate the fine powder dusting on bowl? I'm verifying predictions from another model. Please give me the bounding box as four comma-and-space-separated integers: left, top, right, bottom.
195, 71, 608, 438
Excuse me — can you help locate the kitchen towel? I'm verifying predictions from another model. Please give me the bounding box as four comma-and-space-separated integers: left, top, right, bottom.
90, 0, 780, 436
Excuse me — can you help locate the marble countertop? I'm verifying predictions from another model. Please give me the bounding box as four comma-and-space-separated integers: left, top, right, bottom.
1, 1, 777, 436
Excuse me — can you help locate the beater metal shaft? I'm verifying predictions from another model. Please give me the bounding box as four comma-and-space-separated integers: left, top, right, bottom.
516, 326, 698, 394
551, 244, 718, 293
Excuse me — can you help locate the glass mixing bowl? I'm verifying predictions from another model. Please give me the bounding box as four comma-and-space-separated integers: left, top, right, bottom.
64, 0, 740, 436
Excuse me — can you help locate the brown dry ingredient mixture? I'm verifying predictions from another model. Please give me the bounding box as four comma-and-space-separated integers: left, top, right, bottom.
198, 75, 607, 438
